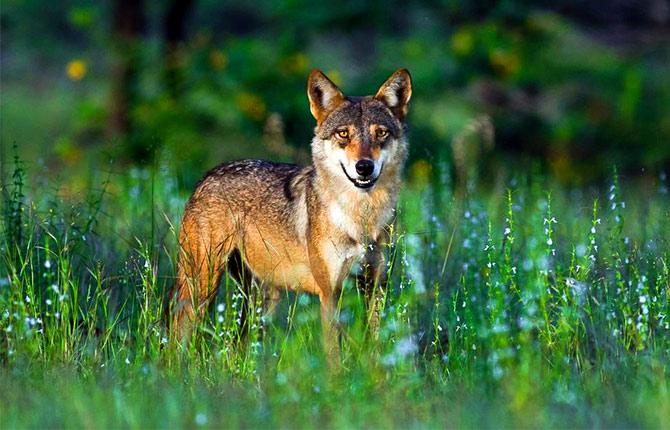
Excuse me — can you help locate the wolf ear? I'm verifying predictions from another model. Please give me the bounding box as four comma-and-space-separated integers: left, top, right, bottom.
375, 69, 412, 121
307, 70, 345, 123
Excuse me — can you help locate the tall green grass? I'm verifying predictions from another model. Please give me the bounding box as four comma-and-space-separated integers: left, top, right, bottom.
1, 152, 669, 428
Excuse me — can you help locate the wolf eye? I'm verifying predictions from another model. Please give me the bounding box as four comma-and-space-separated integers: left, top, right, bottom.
336, 129, 349, 139
376, 128, 389, 139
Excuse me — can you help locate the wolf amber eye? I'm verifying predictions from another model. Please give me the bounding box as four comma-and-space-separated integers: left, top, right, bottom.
336, 129, 349, 139
376, 128, 388, 139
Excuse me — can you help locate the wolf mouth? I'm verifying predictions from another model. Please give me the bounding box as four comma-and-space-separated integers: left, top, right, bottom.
340, 162, 383, 189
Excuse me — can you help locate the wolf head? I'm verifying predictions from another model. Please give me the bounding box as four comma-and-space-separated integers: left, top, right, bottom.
308, 69, 412, 191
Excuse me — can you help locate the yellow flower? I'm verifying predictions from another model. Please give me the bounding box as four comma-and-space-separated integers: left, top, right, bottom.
281, 52, 309, 75
489, 49, 520, 77
409, 159, 432, 188
209, 50, 228, 70
66, 60, 87, 81
236, 92, 266, 121
451, 29, 474, 56
54, 137, 82, 165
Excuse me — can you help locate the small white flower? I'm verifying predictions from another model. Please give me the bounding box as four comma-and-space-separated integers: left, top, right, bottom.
546, 238, 553, 246
195, 413, 208, 426
44, 260, 52, 269
217, 303, 225, 313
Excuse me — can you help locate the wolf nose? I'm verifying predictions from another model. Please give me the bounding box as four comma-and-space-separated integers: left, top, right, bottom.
355, 159, 375, 177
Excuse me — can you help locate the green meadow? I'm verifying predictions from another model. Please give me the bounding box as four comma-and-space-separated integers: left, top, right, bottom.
1, 151, 668, 427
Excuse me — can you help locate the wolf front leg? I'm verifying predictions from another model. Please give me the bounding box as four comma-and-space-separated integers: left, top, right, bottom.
306, 245, 344, 369
357, 244, 388, 340
318, 288, 341, 367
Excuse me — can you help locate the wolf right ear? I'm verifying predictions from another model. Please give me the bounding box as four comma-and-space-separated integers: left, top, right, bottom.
375, 69, 412, 121
307, 70, 345, 123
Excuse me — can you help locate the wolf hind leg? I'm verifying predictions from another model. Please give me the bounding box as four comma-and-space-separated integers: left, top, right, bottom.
171, 222, 234, 344
226, 250, 282, 338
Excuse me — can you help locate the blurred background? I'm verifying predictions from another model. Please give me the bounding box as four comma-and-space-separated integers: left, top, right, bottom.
2, 0, 670, 190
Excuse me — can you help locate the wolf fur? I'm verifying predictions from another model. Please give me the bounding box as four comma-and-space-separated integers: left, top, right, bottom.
171, 69, 412, 357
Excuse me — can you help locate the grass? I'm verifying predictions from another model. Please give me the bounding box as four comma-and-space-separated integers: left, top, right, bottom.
1, 150, 669, 428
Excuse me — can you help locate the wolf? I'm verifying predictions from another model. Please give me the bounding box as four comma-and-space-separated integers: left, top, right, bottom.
171, 69, 412, 357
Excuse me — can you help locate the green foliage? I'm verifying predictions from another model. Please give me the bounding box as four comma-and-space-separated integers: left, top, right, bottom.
2, 2, 669, 183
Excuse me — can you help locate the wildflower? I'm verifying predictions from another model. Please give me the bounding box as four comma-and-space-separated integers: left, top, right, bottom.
195, 413, 208, 426
66, 59, 87, 81
381, 336, 418, 366
209, 49, 228, 70
565, 278, 587, 304
217, 303, 225, 313
44, 260, 52, 269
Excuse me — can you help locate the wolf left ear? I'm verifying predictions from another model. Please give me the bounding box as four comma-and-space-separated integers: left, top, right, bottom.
375, 69, 412, 121
307, 70, 345, 123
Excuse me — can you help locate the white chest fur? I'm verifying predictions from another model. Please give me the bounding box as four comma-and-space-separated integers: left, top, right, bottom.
327, 194, 394, 243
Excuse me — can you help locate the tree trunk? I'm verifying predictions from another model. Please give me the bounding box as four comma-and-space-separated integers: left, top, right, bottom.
108, 0, 146, 156
164, 0, 195, 99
